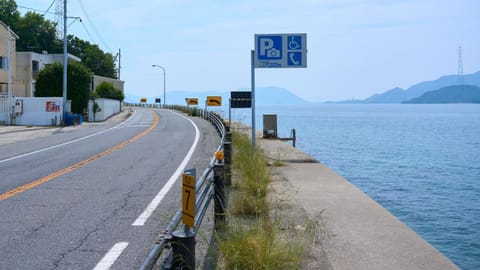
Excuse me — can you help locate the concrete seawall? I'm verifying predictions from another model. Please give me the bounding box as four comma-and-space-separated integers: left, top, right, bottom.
255, 135, 459, 270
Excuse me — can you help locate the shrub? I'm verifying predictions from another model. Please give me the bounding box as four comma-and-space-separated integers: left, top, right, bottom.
35, 62, 90, 114
94, 81, 124, 101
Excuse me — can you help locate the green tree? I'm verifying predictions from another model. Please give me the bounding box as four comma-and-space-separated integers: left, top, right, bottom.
35, 62, 91, 114
15, 12, 62, 53
94, 81, 124, 101
68, 36, 117, 78
0, 0, 20, 28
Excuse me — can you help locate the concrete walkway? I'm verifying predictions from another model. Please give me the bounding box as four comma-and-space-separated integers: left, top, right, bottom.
257, 136, 459, 270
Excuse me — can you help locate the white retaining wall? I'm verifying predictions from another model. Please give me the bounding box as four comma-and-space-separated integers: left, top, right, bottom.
5, 97, 63, 126
88, 98, 122, 122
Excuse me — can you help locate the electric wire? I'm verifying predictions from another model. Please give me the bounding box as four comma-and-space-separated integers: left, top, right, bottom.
17, 5, 57, 16
76, 0, 113, 52
43, 0, 56, 16
79, 20, 97, 45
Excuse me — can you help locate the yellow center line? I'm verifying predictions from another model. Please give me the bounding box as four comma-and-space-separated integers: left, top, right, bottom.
0, 110, 159, 202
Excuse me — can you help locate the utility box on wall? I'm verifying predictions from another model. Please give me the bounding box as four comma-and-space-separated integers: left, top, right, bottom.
14, 99, 23, 113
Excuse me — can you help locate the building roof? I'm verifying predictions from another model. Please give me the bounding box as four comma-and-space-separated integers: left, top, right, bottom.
0, 20, 20, 39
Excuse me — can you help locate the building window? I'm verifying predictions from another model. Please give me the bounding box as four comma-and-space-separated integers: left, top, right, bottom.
0, 56, 9, 69
32, 60, 39, 72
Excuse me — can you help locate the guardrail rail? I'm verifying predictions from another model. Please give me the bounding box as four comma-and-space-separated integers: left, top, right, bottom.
136, 105, 231, 270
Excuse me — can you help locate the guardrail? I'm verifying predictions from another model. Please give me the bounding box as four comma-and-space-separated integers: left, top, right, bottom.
134, 104, 231, 270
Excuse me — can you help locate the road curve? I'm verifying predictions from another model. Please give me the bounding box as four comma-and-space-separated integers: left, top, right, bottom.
0, 108, 220, 269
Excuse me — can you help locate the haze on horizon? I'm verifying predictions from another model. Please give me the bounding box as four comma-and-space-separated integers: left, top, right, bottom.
17, 0, 480, 102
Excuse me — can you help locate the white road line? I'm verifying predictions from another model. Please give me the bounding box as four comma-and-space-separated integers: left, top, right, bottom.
132, 110, 200, 226
0, 111, 137, 165
93, 242, 129, 270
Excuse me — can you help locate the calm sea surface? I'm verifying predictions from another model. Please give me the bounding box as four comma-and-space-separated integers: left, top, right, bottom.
230, 104, 480, 270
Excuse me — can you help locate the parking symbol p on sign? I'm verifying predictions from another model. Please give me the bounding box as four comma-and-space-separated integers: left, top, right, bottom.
258, 36, 282, 60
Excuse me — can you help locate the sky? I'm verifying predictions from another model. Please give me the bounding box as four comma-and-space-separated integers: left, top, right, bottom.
16, 0, 480, 102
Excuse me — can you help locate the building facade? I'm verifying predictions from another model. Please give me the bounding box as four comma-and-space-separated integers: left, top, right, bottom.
15, 52, 81, 97
0, 21, 18, 96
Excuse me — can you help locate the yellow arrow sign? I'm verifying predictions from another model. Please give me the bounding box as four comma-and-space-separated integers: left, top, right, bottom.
182, 173, 195, 228
207, 96, 222, 106
186, 98, 199, 105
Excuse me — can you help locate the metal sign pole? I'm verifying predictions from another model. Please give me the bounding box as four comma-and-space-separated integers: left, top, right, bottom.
229, 98, 232, 130
251, 50, 256, 147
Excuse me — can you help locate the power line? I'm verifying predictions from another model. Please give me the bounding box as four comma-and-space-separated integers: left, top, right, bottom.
79, 19, 97, 44
17, 5, 57, 15
43, 0, 56, 16
76, 0, 113, 52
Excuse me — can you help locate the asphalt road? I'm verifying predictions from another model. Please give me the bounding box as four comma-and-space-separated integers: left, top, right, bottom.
0, 108, 220, 269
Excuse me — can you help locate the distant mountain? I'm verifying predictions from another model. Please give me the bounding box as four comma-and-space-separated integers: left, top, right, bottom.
364, 87, 408, 103
241, 87, 309, 105
403, 85, 480, 104
124, 87, 309, 106
337, 71, 480, 104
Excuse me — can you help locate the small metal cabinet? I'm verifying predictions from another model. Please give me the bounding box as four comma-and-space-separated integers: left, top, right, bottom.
263, 114, 278, 138
14, 99, 23, 114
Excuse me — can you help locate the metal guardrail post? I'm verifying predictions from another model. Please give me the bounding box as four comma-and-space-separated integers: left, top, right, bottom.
223, 131, 232, 186
171, 228, 195, 270
213, 163, 226, 229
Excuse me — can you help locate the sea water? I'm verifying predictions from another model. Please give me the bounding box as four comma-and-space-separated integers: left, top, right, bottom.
230, 104, 480, 270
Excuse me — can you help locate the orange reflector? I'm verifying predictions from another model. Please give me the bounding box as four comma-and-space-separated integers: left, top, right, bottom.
215, 151, 224, 161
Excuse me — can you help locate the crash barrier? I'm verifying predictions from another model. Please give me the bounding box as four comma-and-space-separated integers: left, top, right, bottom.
139, 105, 231, 270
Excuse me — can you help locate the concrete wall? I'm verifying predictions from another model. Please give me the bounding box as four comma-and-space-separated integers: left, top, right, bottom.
92, 75, 125, 95
7, 97, 63, 126
88, 98, 122, 122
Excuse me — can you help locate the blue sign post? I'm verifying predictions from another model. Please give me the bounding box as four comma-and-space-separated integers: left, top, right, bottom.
250, 33, 307, 147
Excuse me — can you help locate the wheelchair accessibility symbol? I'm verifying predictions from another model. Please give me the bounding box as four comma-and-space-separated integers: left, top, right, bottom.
288, 36, 302, 50
287, 35, 303, 66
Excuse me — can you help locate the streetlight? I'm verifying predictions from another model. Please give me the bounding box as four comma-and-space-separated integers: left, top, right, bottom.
152, 64, 166, 107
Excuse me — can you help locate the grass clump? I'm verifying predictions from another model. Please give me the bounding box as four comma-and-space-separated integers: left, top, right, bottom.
215, 131, 314, 269
217, 218, 307, 269
230, 131, 270, 216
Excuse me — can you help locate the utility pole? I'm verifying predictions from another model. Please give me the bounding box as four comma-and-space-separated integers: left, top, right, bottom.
62, 0, 68, 117
7, 26, 13, 125
115, 48, 121, 79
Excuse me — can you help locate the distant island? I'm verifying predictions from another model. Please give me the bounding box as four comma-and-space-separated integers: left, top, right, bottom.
329, 70, 480, 104
403, 85, 480, 104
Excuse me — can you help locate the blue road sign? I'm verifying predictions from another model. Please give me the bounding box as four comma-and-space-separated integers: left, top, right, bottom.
254, 33, 307, 68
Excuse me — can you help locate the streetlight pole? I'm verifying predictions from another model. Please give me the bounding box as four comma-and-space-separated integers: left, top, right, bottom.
152, 64, 166, 107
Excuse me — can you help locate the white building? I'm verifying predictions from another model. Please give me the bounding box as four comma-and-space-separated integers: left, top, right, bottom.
15, 52, 81, 97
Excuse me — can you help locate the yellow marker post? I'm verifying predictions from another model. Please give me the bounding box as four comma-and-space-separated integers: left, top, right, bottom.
182, 173, 196, 228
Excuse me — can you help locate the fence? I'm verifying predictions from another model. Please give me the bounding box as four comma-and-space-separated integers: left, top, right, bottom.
0, 96, 7, 123
134, 105, 231, 270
